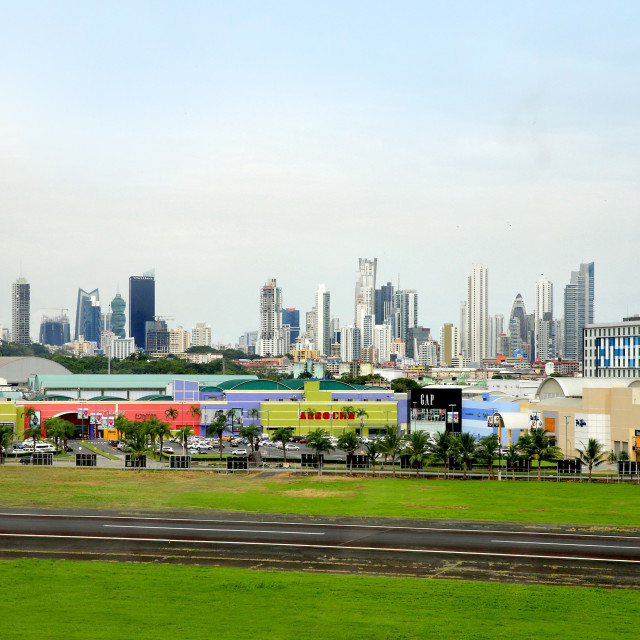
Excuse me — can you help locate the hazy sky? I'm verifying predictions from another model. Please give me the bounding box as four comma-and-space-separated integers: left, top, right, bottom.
2, 1, 639, 343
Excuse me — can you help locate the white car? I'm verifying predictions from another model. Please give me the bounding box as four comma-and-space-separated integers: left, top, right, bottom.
284, 443, 300, 451
188, 448, 199, 456
233, 449, 248, 456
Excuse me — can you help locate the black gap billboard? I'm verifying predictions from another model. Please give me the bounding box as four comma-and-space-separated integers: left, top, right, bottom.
409, 388, 463, 434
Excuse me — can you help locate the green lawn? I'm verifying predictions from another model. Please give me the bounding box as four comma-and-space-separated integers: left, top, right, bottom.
1, 559, 638, 639
1, 467, 640, 527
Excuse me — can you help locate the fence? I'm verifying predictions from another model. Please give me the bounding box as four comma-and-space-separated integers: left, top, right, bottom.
125, 454, 147, 468
76, 453, 97, 467
170, 455, 191, 469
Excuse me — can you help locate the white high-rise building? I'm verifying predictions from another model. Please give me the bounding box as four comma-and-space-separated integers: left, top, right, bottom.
340, 325, 361, 362
170, 326, 191, 354
258, 278, 284, 357
362, 314, 375, 352
394, 289, 418, 345
535, 275, 554, 360
191, 322, 211, 348
466, 264, 489, 363
354, 258, 377, 331
375, 323, 392, 362
418, 340, 438, 367
11, 277, 30, 345
314, 284, 331, 356
459, 301, 467, 356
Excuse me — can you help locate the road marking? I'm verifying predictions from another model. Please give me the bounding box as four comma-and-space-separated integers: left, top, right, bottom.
494, 540, 640, 550
103, 525, 323, 536
1, 512, 639, 541
0, 532, 638, 564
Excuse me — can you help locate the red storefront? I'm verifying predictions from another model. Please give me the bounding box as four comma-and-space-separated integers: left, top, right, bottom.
17, 401, 203, 439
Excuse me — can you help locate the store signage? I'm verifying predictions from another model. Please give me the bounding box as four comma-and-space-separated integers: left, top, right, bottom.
300, 411, 355, 420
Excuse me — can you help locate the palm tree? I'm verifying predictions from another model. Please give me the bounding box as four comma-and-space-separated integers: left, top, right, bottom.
337, 431, 361, 475
476, 434, 499, 480
208, 415, 228, 465
305, 428, 335, 476
165, 407, 179, 424
504, 444, 520, 481
340, 405, 355, 424
272, 427, 295, 467
239, 424, 261, 453
115, 415, 131, 441
607, 450, 617, 465
24, 425, 42, 452
577, 438, 607, 482
0, 424, 14, 459
189, 405, 201, 424
380, 425, 403, 477
619, 450, 630, 462
248, 407, 260, 428
43, 417, 74, 453
355, 408, 368, 433
403, 431, 429, 478
148, 417, 171, 459
518, 427, 560, 480
175, 427, 193, 456
126, 421, 150, 463
430, 431, 454, 479
366, 440, 381, 476
453, 432, 477, 480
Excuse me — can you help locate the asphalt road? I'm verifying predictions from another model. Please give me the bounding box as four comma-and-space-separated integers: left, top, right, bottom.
0, 508, 638, 587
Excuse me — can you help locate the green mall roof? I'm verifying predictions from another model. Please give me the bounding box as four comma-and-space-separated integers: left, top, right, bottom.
29, 374, 258, 391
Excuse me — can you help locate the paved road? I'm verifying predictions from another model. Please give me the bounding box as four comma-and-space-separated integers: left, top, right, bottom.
0, 508, 638, 587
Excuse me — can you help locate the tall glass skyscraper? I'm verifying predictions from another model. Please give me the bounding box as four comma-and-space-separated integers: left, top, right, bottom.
564, 262, 594, 362
129, 274, 155, 350
75, 288, 99, 340
110, 293, 126, 338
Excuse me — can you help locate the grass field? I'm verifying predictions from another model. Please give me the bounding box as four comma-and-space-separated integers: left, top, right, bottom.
1, 559, 639, 640
2, 467, 640, 526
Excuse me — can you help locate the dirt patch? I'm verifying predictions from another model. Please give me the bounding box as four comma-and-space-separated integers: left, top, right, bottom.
280, 490, 360, 498
520, 509, 546, 512
402, 503, 469, 510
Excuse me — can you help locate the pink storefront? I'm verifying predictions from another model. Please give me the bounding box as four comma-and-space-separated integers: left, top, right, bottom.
18, 400, 203, 439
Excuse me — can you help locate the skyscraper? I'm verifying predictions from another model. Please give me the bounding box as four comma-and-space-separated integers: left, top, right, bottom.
129, 273, 155, 350
39, 313, 70, 346
110, 293, 126, 338
11, 277, 30, 345
75, 288, 99, 340
564, 262, 594, 362
191, 322, 212, 347
354, 258, 377, 330
282, 308, 300, 347
394, 289, 418, 346
314, 284, 331, 356
535, 275, 554, 360
258, 278, 284, 357
466, 264, 489, 362
374, 281, 395, 325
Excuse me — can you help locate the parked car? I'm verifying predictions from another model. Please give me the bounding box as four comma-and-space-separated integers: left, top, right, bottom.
162, 446, 174, 454
188, 448, 199, 456
284, 443, 300, 451
232, 449, 248, 456
108, 439, 119, 446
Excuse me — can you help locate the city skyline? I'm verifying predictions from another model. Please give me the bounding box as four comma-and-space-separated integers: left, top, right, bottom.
1, 3, 639, 343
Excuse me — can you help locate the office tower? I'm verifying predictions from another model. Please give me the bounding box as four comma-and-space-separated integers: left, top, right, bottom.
39, 313, 70, 346
340, 325, 361, 362
170, 326, 191, 354
394, 289, 418, 346
535, 275, 553, 360
418, 340, 438, 367
509, 294, 528, 347
77, 294, 101, 345
191, 322, 212, 347
110, 293, 126, 338
329, 316, 340, 341
362, 314, 375, 352
466, 264, 489, 362
375, 323, 392, 362
406, 326, 430, 360
145, 319, 169, 353
374, 281, 395, 325
459, 301, 468, 356
564, 262, 594, 362
258, 278, 284, 357
75, 288, 99, 340
305, 308, 317, 349
129, 273, 155, 350
439, 323, 459, 366
282, 308, 300, 347
489, 313, 504, 358
314, 284, 331, 356
12, 277, 32, 345
354, 258, 377, 329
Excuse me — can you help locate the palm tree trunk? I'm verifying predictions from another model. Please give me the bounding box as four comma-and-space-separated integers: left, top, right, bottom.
537, 460, 542, 480
392, 455, 396, 478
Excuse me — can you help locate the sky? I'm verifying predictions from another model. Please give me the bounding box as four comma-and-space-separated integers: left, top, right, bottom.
1, 1, 639, 344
